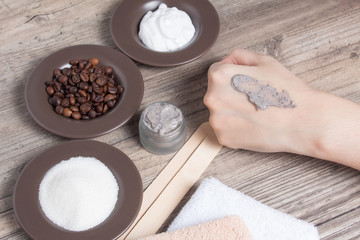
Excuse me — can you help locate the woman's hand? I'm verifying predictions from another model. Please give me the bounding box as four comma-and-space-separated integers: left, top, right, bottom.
204, 49, 360, 170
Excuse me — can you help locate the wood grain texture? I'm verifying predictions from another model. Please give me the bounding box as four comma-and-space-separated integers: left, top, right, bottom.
1, 0, 360, 239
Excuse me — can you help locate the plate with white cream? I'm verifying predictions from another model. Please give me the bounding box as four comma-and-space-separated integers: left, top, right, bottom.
13, 140, 143, 240
110, 0, 220, 66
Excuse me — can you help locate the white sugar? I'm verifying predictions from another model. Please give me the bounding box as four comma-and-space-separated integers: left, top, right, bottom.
39, 156, 119, 231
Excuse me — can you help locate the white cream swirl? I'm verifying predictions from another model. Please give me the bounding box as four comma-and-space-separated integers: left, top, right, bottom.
138, 3, 196, 52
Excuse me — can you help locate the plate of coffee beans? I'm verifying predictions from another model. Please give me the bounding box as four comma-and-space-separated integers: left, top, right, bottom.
25, 45, 143, 138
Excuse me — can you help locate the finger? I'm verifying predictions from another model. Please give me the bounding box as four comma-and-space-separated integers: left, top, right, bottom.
220, 48, 263, 66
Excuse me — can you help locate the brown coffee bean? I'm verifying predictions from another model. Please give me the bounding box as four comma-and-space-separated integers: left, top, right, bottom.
94, 95, 104, 103
84, 62, 92, 70
105, 66, 113, 75
70, 96, 76, 105
58, 75, 69, 84
88, 110, 97, 118
72, 111, 81, 120
53, 69, 61, 78
70, 60, 79, 65
89, 58, 99, 66
70, 106, 79, 112
117, 85, 124, 93
93, 84, 103, 94
46, 86, 55, 95
68, 78, 75, 86
96, 102, 104, 113
69, 86, 78, 94
82, 115, 90, 120
72, 74, 81, 83
54, 82, 61, 92
103, 104, 108, 113
89, 73, 96, 82
80, 73, 89, 82
62, 68, 71, 76
79, 82, 89, 90
107, 99, 116, 108
55, 105, 64, 115
78, 89, 87, 97
47, 58, 123, 120
104, 94, 116, 102
107, 87, 118, 94
77, 96, 87, 104
80, 102, 91, 114
61, 98, 70, 107
52, 96, 62, 106
78, 62, 84, 70
63, 108, 72, 117
87, 86, 93, 93
96, 76, 107, 86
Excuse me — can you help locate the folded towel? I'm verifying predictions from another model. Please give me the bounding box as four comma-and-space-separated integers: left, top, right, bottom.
167, 177, 319, 240
137, 215, 253, 240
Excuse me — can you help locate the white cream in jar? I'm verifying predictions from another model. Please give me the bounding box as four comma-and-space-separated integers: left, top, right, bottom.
138, 3, 196, 52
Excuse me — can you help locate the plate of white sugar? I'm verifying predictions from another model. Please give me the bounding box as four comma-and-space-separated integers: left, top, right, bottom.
13, 140, 143, 240
110, 0, 220, 66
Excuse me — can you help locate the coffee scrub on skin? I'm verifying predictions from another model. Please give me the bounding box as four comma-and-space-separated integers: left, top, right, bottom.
139, 101, 186, 155
231, 74, 296, 110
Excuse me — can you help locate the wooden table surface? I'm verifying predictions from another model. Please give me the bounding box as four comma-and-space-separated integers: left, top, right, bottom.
1, 0, 360, 239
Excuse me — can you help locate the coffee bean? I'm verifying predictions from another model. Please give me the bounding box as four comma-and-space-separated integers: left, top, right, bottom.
96, 76, 107, 86
70, 60, 79, 65
103, 104, 108, 113
80, 73, 89, 82
107, 99, 116, 108
89, 58, 99, 66
58, 75, 69, 84
62, 68, 71, 76
72, 74, 81, 83
46, 86, 55, 95
117, 85, 124, 93
105, 66, 113, 75
71, 111, 81, 120
94, 95, 103, 103
89, 73, 96, 82
79, 82, 89, 90
55, 105, 64, 114
104, 94, 116, 102
88, 110, 97, 118
107, 87, 118, 94
52, 95, 62, 106
96, 102, 104, 113
63, 108, 72, 117
84, 62, 92, 70
61, 98, 70, 107
77, 96, 87, 104
78, 62, 84, 70
69, 86, 78, 94
82, 115, 90, 120
70, 106, 79, 112
69, 96, 76, 105
46, 58, 123, 120
80, 103, 91, 114
78, 89, 87, 98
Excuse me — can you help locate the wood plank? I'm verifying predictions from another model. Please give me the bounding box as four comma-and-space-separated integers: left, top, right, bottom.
0, 0, 360, 239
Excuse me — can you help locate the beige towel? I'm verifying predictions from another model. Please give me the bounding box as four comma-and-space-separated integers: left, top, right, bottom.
136, 215, 253, 240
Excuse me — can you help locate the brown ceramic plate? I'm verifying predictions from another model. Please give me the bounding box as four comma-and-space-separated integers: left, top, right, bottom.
25, 45, 143, 138
13, 140, 143, 240
110, 0, 220, 66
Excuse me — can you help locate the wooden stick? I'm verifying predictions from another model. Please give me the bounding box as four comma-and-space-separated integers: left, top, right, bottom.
117, 122, 215, 240
125, 123, 222, 239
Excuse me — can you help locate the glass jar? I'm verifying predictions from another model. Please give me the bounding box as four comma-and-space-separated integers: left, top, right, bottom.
139, 102, 186, 155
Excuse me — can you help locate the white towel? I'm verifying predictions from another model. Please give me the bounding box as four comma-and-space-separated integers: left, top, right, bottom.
167, 177, 319, 240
